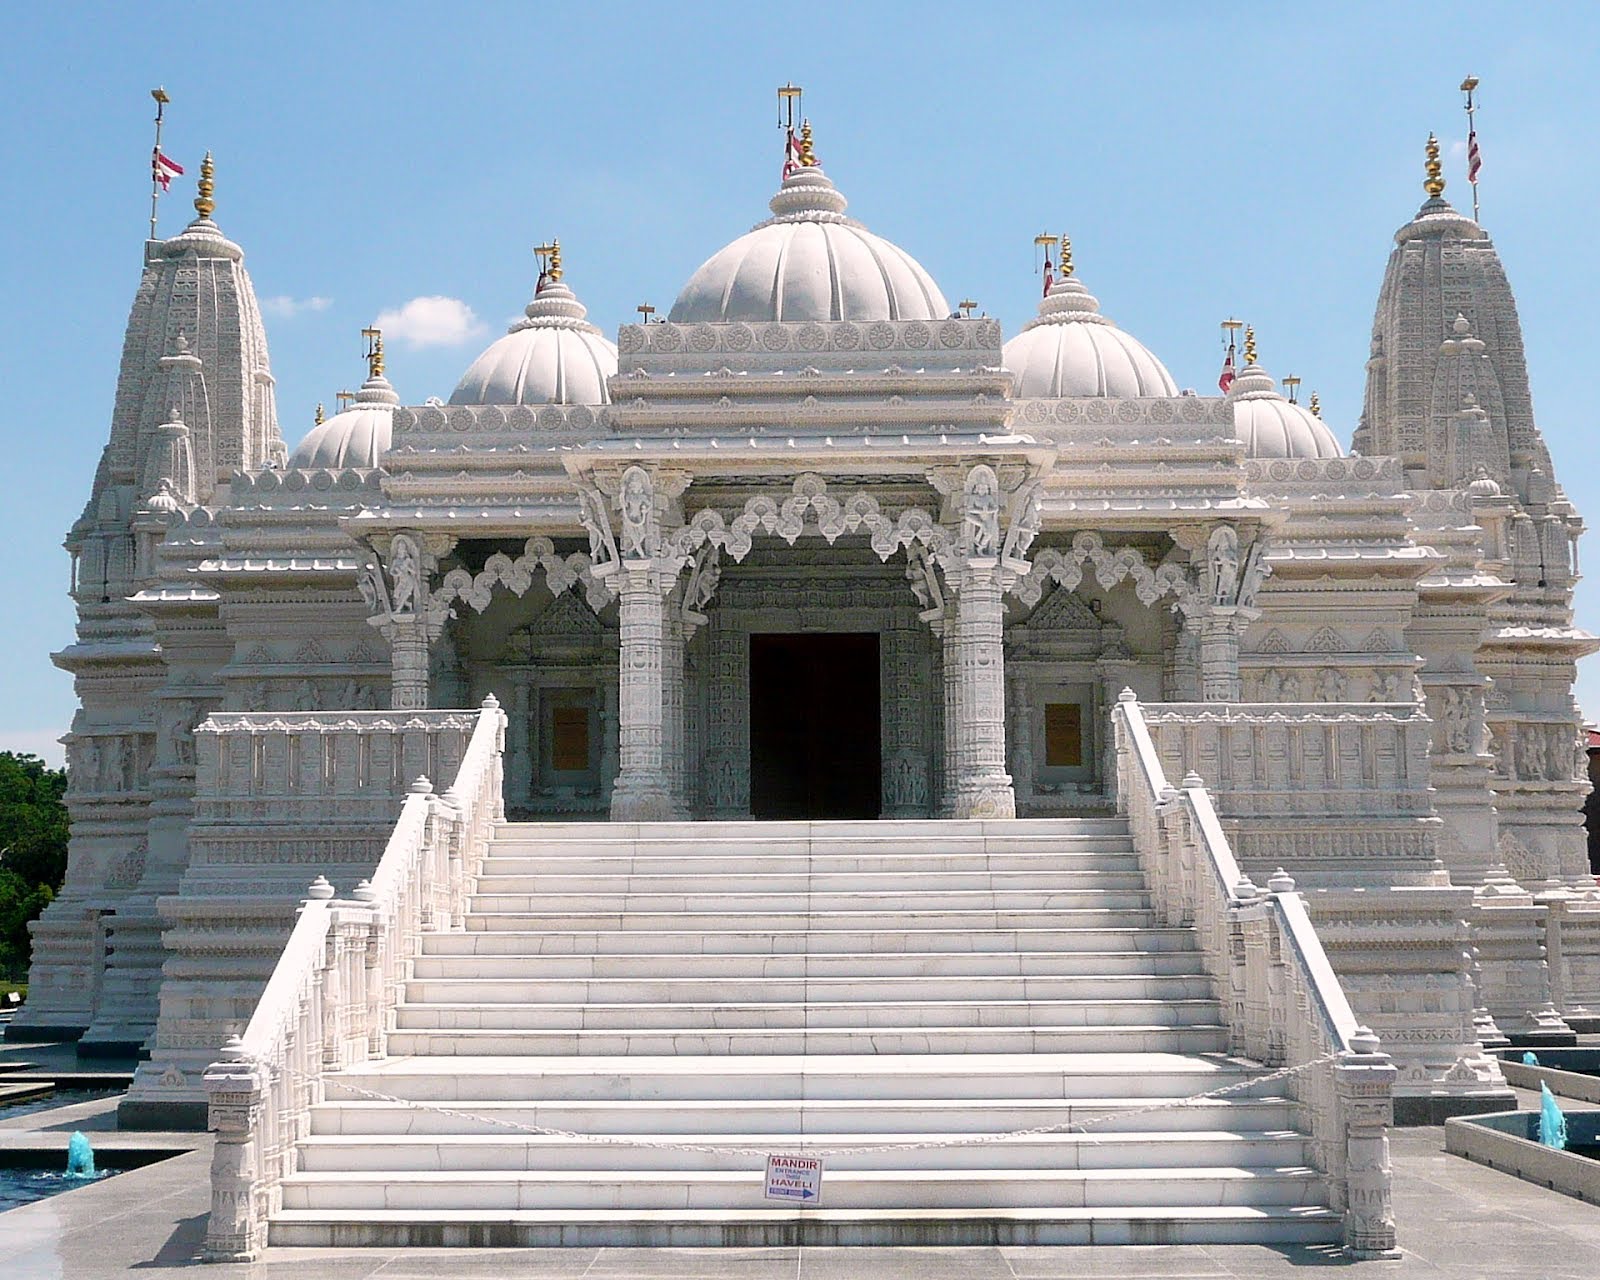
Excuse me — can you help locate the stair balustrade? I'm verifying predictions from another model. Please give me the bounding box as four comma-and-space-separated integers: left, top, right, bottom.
200, 695, 506, 1262
1112, 689, 1399, 1258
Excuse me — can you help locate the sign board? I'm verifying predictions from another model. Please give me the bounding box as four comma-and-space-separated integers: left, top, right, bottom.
764, 1153, 823, 1204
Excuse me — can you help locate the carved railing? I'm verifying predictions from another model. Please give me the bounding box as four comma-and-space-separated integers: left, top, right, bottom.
200, 696, 506, 1262
1113, 690, 1399, 1257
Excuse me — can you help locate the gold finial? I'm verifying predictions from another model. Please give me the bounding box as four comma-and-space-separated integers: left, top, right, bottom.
534, 239, 563, 284
194, 151, 215, 219
1424, 132, 1446, 198
314, 403, 325, 425
798, 119, 818, 167
1309, 391, 1322, 418
1059, 233, 1073, 278
363, 328, 384, 379
1243, 325, 1258, 366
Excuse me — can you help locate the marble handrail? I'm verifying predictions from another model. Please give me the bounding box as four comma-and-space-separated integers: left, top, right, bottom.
1113, 689, 1398, 1258
200, 695, 506, 1263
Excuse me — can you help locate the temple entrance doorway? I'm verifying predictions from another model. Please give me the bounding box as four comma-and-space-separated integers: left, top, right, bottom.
749, 633, 881, 820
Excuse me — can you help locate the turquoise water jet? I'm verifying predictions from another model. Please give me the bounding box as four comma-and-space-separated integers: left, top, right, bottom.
65, 1131, 95, 1178
1539, 1083, 1568, 1151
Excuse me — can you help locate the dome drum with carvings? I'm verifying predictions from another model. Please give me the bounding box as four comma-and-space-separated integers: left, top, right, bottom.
668, 143, 949, 325
451, 247, 618, 407
1001, 244, 1177, 399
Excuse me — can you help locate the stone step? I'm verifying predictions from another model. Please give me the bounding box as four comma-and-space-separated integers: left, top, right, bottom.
466, 889, 1155, 914
401, 974, 1217, 1003
267, 1204, 1343, 1249
463, 908, 1161, 933
328, 1052, 1270, 1104
277, 1164, 1326, 1212
309, 1096, 1304, 1137
380, 1025, 1233, 1056
394, 997, 1226, 1032
492, 818, 1131, 841
471, 869, 1150, 892
409, 948, 1208, 979
292, 1130, 1310, 1173
480, 851, 1144, 876
423, 927, 1202, 957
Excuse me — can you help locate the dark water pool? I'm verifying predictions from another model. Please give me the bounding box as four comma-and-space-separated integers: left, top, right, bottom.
0, 1166, 115, 1212
0, 1088, 120, 1119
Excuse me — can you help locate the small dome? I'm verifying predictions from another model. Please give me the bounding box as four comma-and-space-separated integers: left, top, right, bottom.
288, 374, 399, 469
451, 280, 617, 406
669, 164, 948, 324
1228, 362, 1343, 459
1002, 273, 1177, 398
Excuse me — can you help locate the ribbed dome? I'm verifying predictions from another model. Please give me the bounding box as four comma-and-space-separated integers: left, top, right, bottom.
668, 165, 948, 324
1229, 362, 1343, 459
1003, 274, 1177, 398
451, 280, 617, 406
288, 373, 399, 469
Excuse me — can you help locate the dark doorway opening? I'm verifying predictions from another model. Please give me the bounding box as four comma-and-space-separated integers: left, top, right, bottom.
749, 632, 881, 820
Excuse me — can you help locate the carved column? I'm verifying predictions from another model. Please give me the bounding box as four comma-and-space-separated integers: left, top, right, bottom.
1198, 609, 1246, 703
953, 561, 1015, 818
506, 678, 532, 809
705, 619, 747, 818
940, 611, 962, 817
611, 564, 674, 821
365, 532, 452, 713
661, 592, 688, 818
387, 620, 432, 710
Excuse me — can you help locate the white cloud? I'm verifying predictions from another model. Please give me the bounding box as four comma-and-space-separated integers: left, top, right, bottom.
1448, 139, 1468, 160
373, 296, 487, 349
261, 295, 333, 319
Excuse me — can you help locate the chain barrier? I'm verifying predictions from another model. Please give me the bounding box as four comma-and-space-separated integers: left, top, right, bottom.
284, 1052, 1338, 1161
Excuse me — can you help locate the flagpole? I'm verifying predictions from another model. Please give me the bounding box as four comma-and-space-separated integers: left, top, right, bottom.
1461, 75, 1480, 223
150, 87, 170, 241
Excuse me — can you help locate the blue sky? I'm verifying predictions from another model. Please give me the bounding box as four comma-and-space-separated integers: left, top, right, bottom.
3, 2, 1597, 765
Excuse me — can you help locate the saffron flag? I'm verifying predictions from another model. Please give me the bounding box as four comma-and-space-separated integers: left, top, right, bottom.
153, 149, 184, 191
1467, 128, 1482, 183
1218, 344, 1236, 394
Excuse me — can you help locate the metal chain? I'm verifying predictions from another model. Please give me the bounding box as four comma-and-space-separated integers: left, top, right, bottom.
285, 1053, 1337, 1160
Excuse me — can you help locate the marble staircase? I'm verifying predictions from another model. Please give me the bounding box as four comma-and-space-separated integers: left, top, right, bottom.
271, 818, 1341, 1247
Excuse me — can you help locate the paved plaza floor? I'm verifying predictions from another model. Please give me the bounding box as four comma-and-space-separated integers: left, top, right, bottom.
0, 1085, 1597, 1279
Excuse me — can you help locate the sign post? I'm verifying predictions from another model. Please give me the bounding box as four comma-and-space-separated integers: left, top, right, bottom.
764, 1153, 823, 1204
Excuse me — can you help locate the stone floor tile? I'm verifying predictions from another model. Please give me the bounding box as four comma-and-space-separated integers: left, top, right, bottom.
369, 1247, 602, 1278
590, 1245, 800, 1278
1002, 1243, 1228, 1277
799, 1245, 1010, 1279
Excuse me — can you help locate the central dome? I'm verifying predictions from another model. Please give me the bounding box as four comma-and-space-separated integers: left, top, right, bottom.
668, 163, 949, 324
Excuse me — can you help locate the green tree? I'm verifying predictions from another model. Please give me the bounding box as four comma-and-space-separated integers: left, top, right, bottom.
0, 752, 69, 978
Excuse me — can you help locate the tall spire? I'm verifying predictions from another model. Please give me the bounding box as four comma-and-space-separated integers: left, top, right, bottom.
1243, 325, 1258, 366
194, 151, 216, 220
1423, 133, 1445, 199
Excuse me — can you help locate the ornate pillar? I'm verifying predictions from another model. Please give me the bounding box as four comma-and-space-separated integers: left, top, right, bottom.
505, 678, 532, 811
1181, 523, 1267, 704
939, 610, 962, 817
600, 673, 620, 801
942, 465, 1017, 819
662, 591, 688, 818
362, 531, 453, 713
612, 563, 674, 821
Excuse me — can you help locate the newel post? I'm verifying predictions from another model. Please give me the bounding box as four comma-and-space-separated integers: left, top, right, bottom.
1334, 1026, 1400, 1258
203, 1035, 272, 1262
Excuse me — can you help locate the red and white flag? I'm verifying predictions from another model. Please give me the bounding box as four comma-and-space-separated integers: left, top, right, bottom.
153, 148, 183, 191
1467, 128, 1482, 183
1042, 257, 1054, 298
1218, 343, 1236, 394
782, 128, 803, 179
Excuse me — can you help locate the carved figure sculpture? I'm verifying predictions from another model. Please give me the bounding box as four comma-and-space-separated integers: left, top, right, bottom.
356, 557, 390, 616
1208, 525, 1240, 606
1318, 669, 1347, 702
578, 488, 618, 568
619, 467, 655, 560
1441, 688, 1472, 754
388, 535, 422, 615
962, 465, 1001, 558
